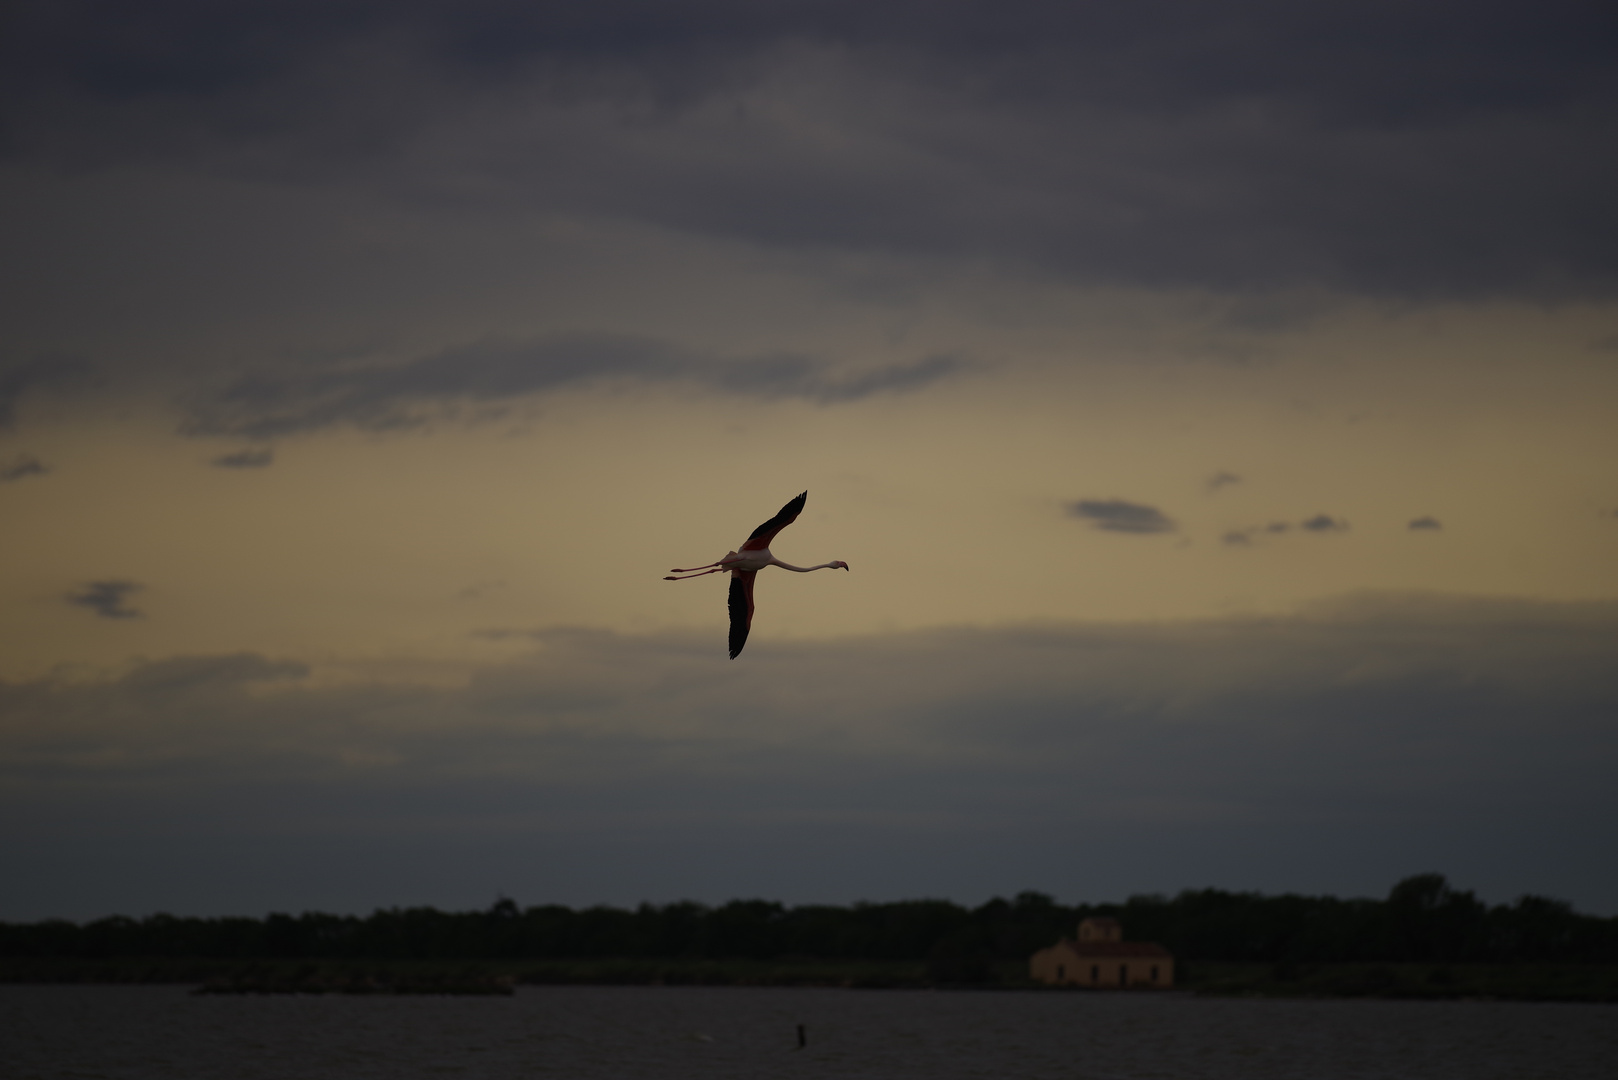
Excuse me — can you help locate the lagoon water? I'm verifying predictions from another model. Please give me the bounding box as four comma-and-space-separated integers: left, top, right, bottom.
2, 984, 1614, 1080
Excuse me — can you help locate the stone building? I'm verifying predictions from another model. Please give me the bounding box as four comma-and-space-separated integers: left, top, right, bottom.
1029, 917, 1174, 988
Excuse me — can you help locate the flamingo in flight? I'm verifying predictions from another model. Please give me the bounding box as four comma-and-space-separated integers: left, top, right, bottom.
665, 491, 849, 658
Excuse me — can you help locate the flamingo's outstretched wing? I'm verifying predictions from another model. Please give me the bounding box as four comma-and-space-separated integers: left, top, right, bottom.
740, 491, 807, 552
728, 570, 757, 659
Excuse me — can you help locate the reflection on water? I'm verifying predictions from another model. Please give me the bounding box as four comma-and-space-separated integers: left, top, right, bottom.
2, 984, 1614, 1079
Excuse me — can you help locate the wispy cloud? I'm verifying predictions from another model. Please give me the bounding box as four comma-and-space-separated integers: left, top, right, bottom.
1408, 516, 1443, 531
1067, 498, 1177, 535
0, 454, 48, 482
1224, 516, 1346, 545
0, 355, 90, 428
65, 580, 144, 619
182, 337, 964, 439
118, 653, 308, 693
1206, 471, 1242, 492
1301, 514, 1349, 533
209, 448, 274, 469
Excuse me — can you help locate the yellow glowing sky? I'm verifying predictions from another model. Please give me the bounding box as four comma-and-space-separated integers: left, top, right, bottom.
6, 283, 1616, 681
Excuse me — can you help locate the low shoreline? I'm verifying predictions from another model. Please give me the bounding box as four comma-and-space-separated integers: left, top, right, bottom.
2, 958, 1616, 1002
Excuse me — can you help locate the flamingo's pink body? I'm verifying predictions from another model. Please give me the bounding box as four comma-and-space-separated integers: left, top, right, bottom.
665, 491, 848, 658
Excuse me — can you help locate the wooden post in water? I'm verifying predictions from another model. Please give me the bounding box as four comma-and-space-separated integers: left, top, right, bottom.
796, 1023, 807, 1050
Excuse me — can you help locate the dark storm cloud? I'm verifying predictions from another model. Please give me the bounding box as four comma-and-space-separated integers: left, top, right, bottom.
182, 335, 963, 438
3, 596, 1617, 918
6, 1, 1617, 297
1409, 516, 1443, 531
64, 580, 143, 619
0, 454, 48, 482
209, 447, 273, 468
1067, 499, 1176, 535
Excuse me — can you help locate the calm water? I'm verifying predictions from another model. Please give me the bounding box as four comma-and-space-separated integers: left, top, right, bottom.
2, 984, 1614, 1080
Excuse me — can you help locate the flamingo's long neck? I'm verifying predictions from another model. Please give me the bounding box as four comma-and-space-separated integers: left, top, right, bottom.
770, 558, 839, 573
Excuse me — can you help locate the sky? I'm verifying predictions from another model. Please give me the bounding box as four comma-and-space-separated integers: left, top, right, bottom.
3, 0, 1618, 921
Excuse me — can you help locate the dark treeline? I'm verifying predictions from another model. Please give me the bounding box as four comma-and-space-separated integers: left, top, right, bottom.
4, 875, 1615, 968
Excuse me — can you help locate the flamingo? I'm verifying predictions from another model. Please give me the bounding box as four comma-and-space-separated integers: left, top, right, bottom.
665, 491, 849, 658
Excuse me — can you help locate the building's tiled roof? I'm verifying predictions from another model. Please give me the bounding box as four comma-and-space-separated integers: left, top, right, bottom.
1057, 939, 1172, 959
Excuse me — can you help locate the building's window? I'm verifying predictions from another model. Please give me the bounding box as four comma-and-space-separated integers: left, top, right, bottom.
1057, 964, 1065, 982
1151, 965, 1159, 983
1091, 965, 1099, 983
1120, 964, 1128, 986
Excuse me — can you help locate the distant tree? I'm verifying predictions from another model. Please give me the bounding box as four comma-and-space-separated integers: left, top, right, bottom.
925, 925, 993, 983
1383, 874, 1486, 962
5, 876, 1616, 966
